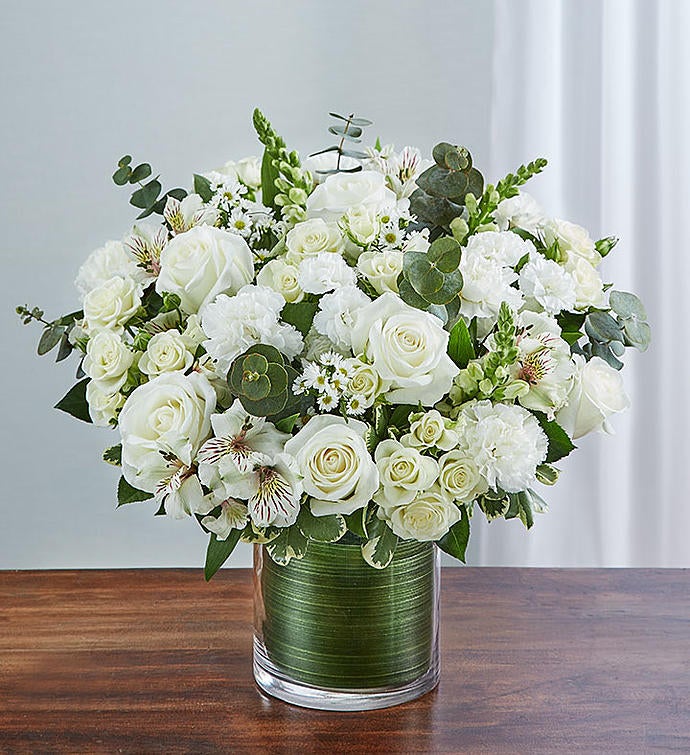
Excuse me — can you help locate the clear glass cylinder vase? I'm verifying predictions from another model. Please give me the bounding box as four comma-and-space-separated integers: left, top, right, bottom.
253, 538, 440, 711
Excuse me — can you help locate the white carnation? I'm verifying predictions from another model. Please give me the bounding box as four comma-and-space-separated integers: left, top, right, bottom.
519, 254, 577, 314
297, 252, 356, 294
201, 285, 303, 375
493, 192, 546, 235
459, 252, 523, 320
75, 240, 149, 298
465, 230, 536, 267
456, 400, 548, 493
313, 286, 371, 350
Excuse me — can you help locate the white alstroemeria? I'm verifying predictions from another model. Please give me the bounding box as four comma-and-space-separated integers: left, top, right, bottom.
201, 285, 303, 376
564, 255, 607, 310
124, 222, 169, 277
366, 145, 432, 199
139, 329, 194, 377
464, 230, 536, 267
401, 229, 431, 253
556, 355, 630, 439
401, 409, 459, 451
284, 415, 379, 516
373, 439, 439, 508
163, 193, 219, 235
256, 258, 304, 303
156, 225, 254, 313
75, 240, 150, 298
313, 285, 371, 350
83, 330, 134, 393
154, 461, 206, 520
378, 485, 461, 542
519, 253, 577, 314
197, 400, 290, 474
307, 170, 397, 222
83, 275, 143, 333
357, 248, 404, 294
297, 252, 356, 294
458, 252, 523, 321
284, 218, 345, 263
200, 498, 249, 540
437, 451, 487, 503
543, 218, 602, 267
85, 380, 125, 427
455, 400, 548, 493
493, 192, 546, 235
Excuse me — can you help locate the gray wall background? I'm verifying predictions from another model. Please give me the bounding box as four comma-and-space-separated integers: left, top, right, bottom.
1, 1, 494, 568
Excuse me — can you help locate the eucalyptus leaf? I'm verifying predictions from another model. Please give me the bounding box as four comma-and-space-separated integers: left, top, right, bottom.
38, 324, 66, 356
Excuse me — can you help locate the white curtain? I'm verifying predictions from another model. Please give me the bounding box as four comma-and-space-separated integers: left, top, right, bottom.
470, 0, 690, 566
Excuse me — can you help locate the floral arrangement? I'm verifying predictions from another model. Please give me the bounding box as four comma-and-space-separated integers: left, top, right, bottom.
18, 110, 649, 578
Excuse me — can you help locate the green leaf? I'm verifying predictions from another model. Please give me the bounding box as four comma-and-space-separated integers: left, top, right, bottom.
103, 445, 122, 466
609, 290, 647, 320
427, 236, 461, 271
266, 526, 309, 565
193, 174, 213, 203
281, 300, 318, 337
129, 163, 152, 183
117, 476, 153, 506
260, 148, 280, 210
388, 404, 415, 430
130, 179, 161, 210
204, 528, 243, 581
595, 236, 618, 257
343, 508, 368, 539
118, 155, 132, 168
621, 318, 651, 351
296, 505, 346, 543
512, 491, 534, 529
586, 311, 624, 344
112, 166, 132, 186
54, 379, 92, 423
557, 311, 586, 333
55, 333, 73, 362
478, 491, 510, 520
38, 324, 66, 356
536, 463, 559, 485
448, 317, 475, 368
561, 331, 584, 346
361, 524, 398, 569
398, 276, 429, 310
437, 506, 470, 563
274, 413, 299, 433
534, 412, 576, 463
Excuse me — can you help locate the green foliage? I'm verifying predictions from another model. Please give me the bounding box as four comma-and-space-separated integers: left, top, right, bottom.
281, 300, 318, 337
266, 526, 309, 565
204, 528, 243, 581
477, 489, 510, 520
557, 311, 586, 348
505, 491, 534, 529
448, 317, 476, 368
595, 236, 618, 257
117, 476, 153, 506
193, 174, 213, 202
609, 290, 651, 352
17, 306, 83, 363
296, 505, 347, 543
437, 506, 470, 562
536, 463, 560, 485
534, 412, 576, 463
361, 524, 398, 569
112, 155, 187, 219
343, 507, 369, 539
309, 112, 372, 175
103, 445, 122, 467
54, 379, 92, 423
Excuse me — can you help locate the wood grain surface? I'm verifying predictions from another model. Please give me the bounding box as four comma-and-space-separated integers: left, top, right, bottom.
0, 568, 688, 754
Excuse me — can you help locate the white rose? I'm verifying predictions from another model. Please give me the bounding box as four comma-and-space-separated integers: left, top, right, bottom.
297, 252, 356, 294
544, 218, 602, 267
139, 330, 194, 377
556, 355, 630, 439
302, 152, 360, 183
156, 225, 254, 313
83, 276, 142, 333
307, 170, 397, 222
181, 314, 206, 350
256, 258, 304, 303
75, 240, 150, 298
235, 156, 261, 189
373, 439, 439, 507
341, 205, 380, 247
380, 485, 461, 542
119, 372, 216, 493
437, 451, 487, 503
285, 218, 344, 263
86, 380, 125, 427
313, 285, 371, 350
564, 255, 607, 310
493, 192, 546, 235
345, 358, 386, 408
284, 415, 379, 516
357, 248, 403, 294
401, 409, 459, 451
83, 330, 134, 392
402, 230, 431, 253
350, 292, 460, 406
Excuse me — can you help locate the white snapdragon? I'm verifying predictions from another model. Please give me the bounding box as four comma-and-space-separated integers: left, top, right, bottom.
493, 192, 546, 235
83, 330, 134, 392
313, 285, 371, 350
139, 330, 194, 377
307, 170, 397, 222
75, 240, 150, 298
456, 400, 548, 493
284, 218, 344, 262
201, 285, 303, 376
556, 355, 630, 439
401, 409, 459, 451
350, 292, 459, 405
83, 276, 142, 333
256, 258, 304, 303
357, 248, 404, 294
373, 439, 439, 507
297, 252, 356, 294
85, 380, 125, 427
156, 225, 254, 313
379, 486, 461, 541
519, 254, 577, 314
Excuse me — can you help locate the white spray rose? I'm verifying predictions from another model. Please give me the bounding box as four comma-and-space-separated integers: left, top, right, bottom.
351, 292, 460, 405
214, 156, 261, 189
519, 254, 577, 314
564, 255, 606, 310
119, 372, 216, 493
341, 205, 380, 247
256, 258, 304, 303
373, 439, 439, 507
344, 358, 386, 409
313, 285, 371, 350
75, 240, 149, 298
379, 485, 461, 542
437, 451, 487, 503
139, 330, 194, 377
83, 330, 134, 392
285, 218, 344, 262
83, 276, 142, 333
307, 170, 397, 222
544, 219, 602, 267
85, 380, 125, 427
297, 252, 356, 294
493, 192, 546, 235
156, 225, 254, 313
401, 409, 459, 451
302, 152, 360, 183
357, 248, 404, 294
284, 415, 379, 516
556, 355, 630, 439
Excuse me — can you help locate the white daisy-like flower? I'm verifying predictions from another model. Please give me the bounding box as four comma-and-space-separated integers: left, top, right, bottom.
317, 392, 338, 411
228, 207, 252, 237
346, 394, 367, 416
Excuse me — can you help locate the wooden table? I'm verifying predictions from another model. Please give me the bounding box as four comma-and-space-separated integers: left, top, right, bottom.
1, 569, 688, 754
